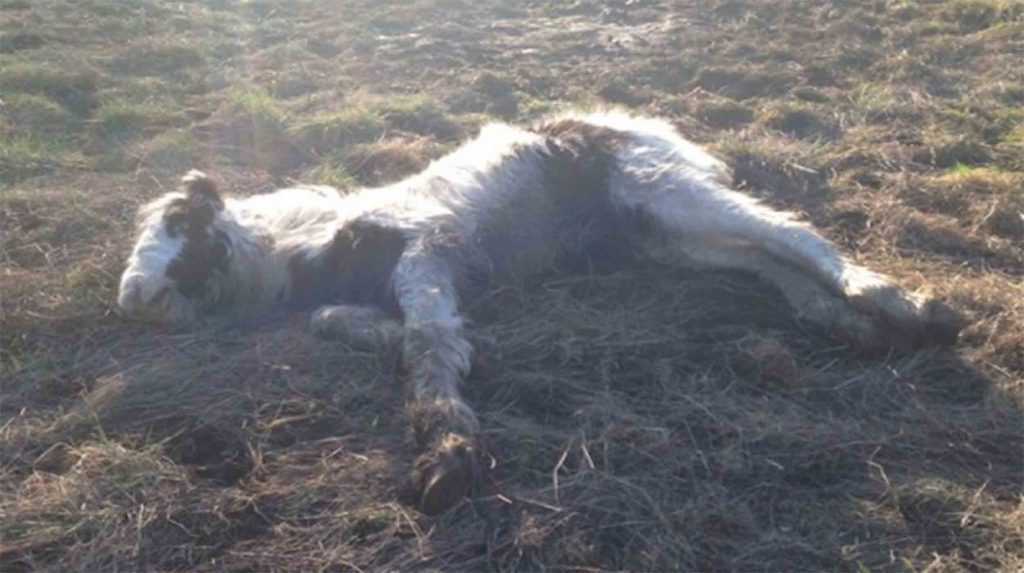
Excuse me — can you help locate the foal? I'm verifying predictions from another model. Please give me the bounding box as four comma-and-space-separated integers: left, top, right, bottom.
118, 111, 962, 513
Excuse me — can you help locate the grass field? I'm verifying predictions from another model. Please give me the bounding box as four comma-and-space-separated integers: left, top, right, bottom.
1, 0, 1022, 571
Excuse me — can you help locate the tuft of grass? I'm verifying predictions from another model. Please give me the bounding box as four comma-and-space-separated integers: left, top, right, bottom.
224, 88, 289, 127
270, 69, 320, 99
948, 162, 977, 176
518, 96, 555, 119
289, 108, 387, 154
4, 93, 79, 135
457, 72, 524, 118
914, 129, 993, 168
0, 183, 123, 274
692, 65, 799, 100
0, 0, 30, 10
936, 168, 1024, 239
948, 105, 1024, 144
0, 61, 99, 115
694, 98, 755, 129
941, 0, 1024, 32
716, 133, 830, 202
0, 31, 45, 54
214, 88, 297, 171
847, 82, 929, 123
0, 136, 61, 183
93, 99, 184, 141
1004, 124, 1024, 145
598, 78, 649, 107
305, 155, 358, 189
106, 41, 206, 76
291, 95, 460, 156
994, 124, 1024, 170
0, 440, 193, 570
343, 136, 443, 186
791, 86, 830, 103
893, 168, 1023, 238
140, 129, 199, 174
375, 94, 462, 139
472, 71, 517, 98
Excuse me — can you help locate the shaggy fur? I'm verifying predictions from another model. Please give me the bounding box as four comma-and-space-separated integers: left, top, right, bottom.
118, 110, 962, 513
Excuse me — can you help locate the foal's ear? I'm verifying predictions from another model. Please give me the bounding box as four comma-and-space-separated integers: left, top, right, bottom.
181, 170, 224, 211
163, 170, 224, 236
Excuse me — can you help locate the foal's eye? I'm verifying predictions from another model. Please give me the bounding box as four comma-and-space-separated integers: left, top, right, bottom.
213, 240, 229, 261
214, 231, 232, 260
165, 212, 187, 236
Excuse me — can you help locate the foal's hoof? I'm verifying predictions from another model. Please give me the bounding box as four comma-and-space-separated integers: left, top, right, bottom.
309, 305, 403, 350
846, 288, 964, 353
917, 298, 964, 347
411, 433, 479, 515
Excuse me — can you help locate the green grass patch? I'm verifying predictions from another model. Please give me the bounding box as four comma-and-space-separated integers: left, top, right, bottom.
936, 104, 1024, 143
0, 136, 61, 183
4, 93, 80, 136
375, 94, 461, 139
947, 162, 978, 176
791, 86, 830, 103
695, 98, 755, 129
306, 155, 358, 189
94, 100, 184, 141
518, 96, 555, 119
937, 165, 1020, 191
216, 88, 298, 171
291, 95, 460, 154
141, 129, 199, 174
225, 87, 289, 128
342, 136, 439, 186
848, 83, 926, 123
290, 108, 387, 154
941, 0, 1024, 32
914, 129, 993, 167
1004, 123, 1024, 144
107, 42, 206, 76
692, 65, 799, 100
0, 0, 30, 10
759, 103, 837, 140
0, 31, 45, 54
0, 60, 99, 115
948, 162, 974, 176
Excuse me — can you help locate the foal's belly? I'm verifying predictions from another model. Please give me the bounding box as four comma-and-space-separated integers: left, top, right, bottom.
472, 190, 622, 282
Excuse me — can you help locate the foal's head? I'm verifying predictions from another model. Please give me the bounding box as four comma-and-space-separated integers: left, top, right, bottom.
118, 171, 237, 323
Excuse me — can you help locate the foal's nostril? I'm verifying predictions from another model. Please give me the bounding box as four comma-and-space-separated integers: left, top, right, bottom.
117, 285, 142, 313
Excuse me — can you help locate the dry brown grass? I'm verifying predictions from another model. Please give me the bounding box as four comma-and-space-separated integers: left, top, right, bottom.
2, 1, 1022, 571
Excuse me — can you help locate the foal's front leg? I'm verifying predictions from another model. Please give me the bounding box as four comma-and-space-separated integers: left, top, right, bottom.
310, 304, 404, 351
392, 248, 481, 515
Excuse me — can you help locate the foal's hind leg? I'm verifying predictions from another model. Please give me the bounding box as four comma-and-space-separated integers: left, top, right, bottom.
664, 241, 888, 349
619, 179, 961, 351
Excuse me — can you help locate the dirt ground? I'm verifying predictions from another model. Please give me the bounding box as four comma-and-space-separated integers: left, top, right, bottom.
1, 0, 1022, 571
